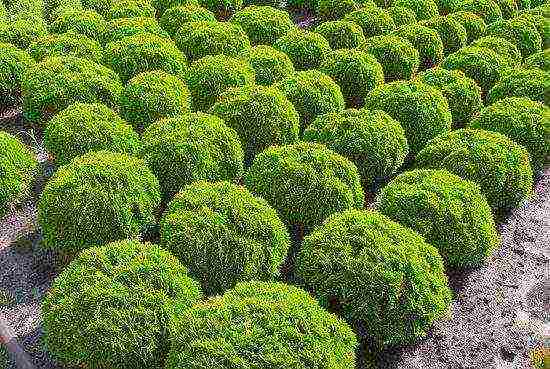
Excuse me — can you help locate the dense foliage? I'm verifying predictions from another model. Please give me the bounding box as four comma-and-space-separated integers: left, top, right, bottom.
230, 5, 294, 46
315, 20, 366, 50
393, 24, 444, 70
243, 45, 295, 86
364, 35, 420, 82
0, 42, 34, 107
274, 29, 331, 71
29, 32, 103, 63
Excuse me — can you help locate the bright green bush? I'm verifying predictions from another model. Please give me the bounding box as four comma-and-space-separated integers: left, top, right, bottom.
81, 0, 112, 16
243, 45, 294, 86
420, 16, 468, 56
314, 20, 366, 50
0, 42, 34, 107
377, 169, 500, 268
50, 9, 107, 42
42, 239, 202, 369
494, 0, 518, 18
120, 70, 191, 132
159, 5, 215, 37
160, 181, 289, 294
39, 151, 161, 254
152, 0, 201, 17
106, 0, 156, 19
514, 13, 549, 50
198, 0, 243, 18
295, 209, 452, 347
415, 128, 533, 216
393, 0, 439, 20
450, 0, 503, 24
274, 29, 331, 71
102, 17, 169, 44
29, 32, 103, 63
45, 0, 83, 20
364, 35, 420, 82
448, 11, 487, 44
317, 0, 357, 21
344, 7, 395, 38
524, 48, 550, 72
230, 6, 293, 46
487, 68, 549, 104
471, 36, 522, 67
22, 56, 123, 124
286, 0, 318, 10
244, 0, 281, 6
387, 5, 417, 24
0, 18, 48, 49
487, 18, 542, 57
393, 24, 444, 70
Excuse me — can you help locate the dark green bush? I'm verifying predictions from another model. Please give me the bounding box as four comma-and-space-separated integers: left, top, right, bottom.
102, 17, 169, 44
524, 48, 549, 72
286, 0, 318, 11
387, 5, 417, 24
244, 0, 282, 6
50, 9, 107, 42
450, 0, 503, 24
243, 45, 294, 85
160, 181, 289, 294
363, 35, 420, 82
29, 32, 103, 63
314, 20, 366, 50
42, 239, 202, 369
494, 0, 517, 18
274, 29, 331, 71
393, 24, 444, 70
0, 42, 34, 107
317, 0, 357, 21
344, 6, 395, 38
230, 6, 294, 46
295, 209, 452, 347
0, 18, 48, 49
393, 0, 439, 20
81, 0, 112, 17
159, 4, 215, 37
487, 18, 542, 57
448, 11, 487, 44
39, 151, 161, 254
106, 0, 156, 19
420, 16, 468, 56
487, 68, 549, 104
198, 0, 243, 18
471, 36, 522, 67
514, 13, 549, 50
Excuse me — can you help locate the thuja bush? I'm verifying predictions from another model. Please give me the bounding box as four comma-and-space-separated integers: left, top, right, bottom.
317, 0, 357, 21
198, 0, 243, 18
102, 17, 169, 44
165, 282, 358, 369
22, 56, 123, 124
0, 18, 48, 50
487, 18, 542, 57
514, 13, 549, 50
314, 20, 366, 50
344, 6, 396, 38
106, 0, 156, 19
38, 151, 161, 254
387, 5, 417, 25
152, 0, 204, 17
159, 5, 215, 37
274, 29, 331, 71
364, 35, 420, 82
230, 5, 294, 46
295, 209, 452, 347
393, 24, 444, 70
448, 11, 487, 44
245, 142, 364, 231
393, 0, 439, 20
160, 182, 289, 295
524, 48, 550, 72
420, 16, 468, 56
50, 9, 107, 43
471, 36, 522, 67
243, 45, 294, 86
44, 103, 141, 166
0, 42, 34, 108
29, 32, 103, 63
487, 68, 549, 104
494, 0, 517, 19
377, 169, 500, 268
0, 131, 37, 218
415, 128, 533, 216
450, 0, 503, 24
42, 240, 202, 369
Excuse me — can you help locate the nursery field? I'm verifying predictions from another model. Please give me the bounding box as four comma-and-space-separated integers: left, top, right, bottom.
0, 0, 548, 367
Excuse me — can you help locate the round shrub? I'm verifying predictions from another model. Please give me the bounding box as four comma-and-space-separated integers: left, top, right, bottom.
470, 97, 549, 173
120, 70, 191, 132
22, 56, 123, 124
174, 21, 251, 62
230, 6, 294, 46
102, 17, 169, 44
276, 69, 345, 131
245, 142, 364, 231
415, 128, 533, 216
524, 48, 550, 72
387, 5, 417, 24
365, 80, 452, 155
165, 281, 358, 369
274, 29, 331, 71
295, 209, 452, 347
198, 0, 243, 18
416, 67, 482, 128
393, 0, 439, 20
420, 16, 468, 56
0, 18, 48, 50
106, 0, 156, 19
448, 11, 487, 44
494, 0, 518, 18
39, 151, 161, 254
487, 68, 549, 104
317, 0, 357, 21
319, 49, 384, 107
514, 13, 549, 50
0, 42, 34, 107
344, 6, 396, 38
286, 0, 318, 11
29, 32, 103, 63
185, 54, 255, 112
141, 114, 244, 198
44, 103, 141, 166
103, 32, 187, 83
487, 18, 542, 57
377, 169, 500, 268
42, 240, 202, 369
152, 0, 203, 17
0, 131, 37, 217
393, 24, 444, 70
160, 181, 289, 295
314, 20, 366, 50
159, 5, 216, 37
450, 0, 503, 24
81, 0, 114, 17
243, 45, 294, 85
50, 9, 107, 42
210, 85, 299, 164
363, 35, 420, 82
471, 36, 522, 67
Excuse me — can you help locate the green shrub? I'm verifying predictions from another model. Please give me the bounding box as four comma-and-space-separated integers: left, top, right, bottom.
286, 0, 318, 11
198, 0, 243, 18
185, 54, 255, 112
106, 0, 156, 19
450, 0, 503, 24
166, 281, 358, 369
448, 11, 487, 44
44, 103, 141, 166
317, 0, 357, 21
494, 0, 517, 18
120, 70, 191, 132
487, 18, 542, 58
471, 36, 522, 67
159, 4, 215, 37
50, 9, 107, 42
0, 18, 48, 49
230, 6, 293, 46
45, 0, 83, 20
365, 80, 452, 155
160, 181, 289, 294
210, 85, 299, 164
245, 142, 364, 231
319, 49, 384, 108
152, 0, 201, 17
275, 69, 345, 131
487, 68, 549, 104
470, 97, 549, 173
363, 35, 420, 82
29, 32, 103, 63
416, 67, 482, 128
344, 7, 395, 38
377, 169, 500, 268
141, 114, 243, 198
274, 29, 331, 71
314, 20, 366, 50
244, 0, 281, 6
81, 0, 112, 16
393, 24, 444, 70
524, 48, 550, 72
174, 21, 250, 62
514, 13, 549, 50
39, 151, 161, 254
243, 45, 294, 85
295, 209, 452, 347
387, 5, 417, 24
0, 42, 34, 107
393, 0, 439, 20
22, 56, 123, 124
0, 131, 37, 217
104, 33, 187, 83
420, 16, 468, 56
415, 128, 533, 216
42, 239, 202, 369
102, 17, 169, 44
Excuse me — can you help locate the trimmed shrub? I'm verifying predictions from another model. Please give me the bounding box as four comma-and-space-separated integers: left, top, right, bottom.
450, 0, 503, 24
363, 35, 420, 82
317, 0, 357, 21
0, 18, 48, 50
303, 109, 409, 188
243, 45, 294, 86
494, 0, 518, 18
81, 0, 113, 16
377, 169, 500, 268
344, 7, 395, 38
106, 0, 156, 19
274, 29, 331, 71
387, 5, 417, 25
159, 5, 215, 37
244, 0, 282, 6
166, 281, 358, 369
29, 32, 103, 63
230, 6, 294, 46
416, 67, 482, 128
198, 0, 243, 18
22, 56, 123, 124
420, 16, 468, 56
245, 142, 364, 231
103, 33, 187, 83
415, 128, 533, 216
471, 36, 522, 67
295, 209, 452, 347
275, 70, 345, 131
42, 240, 202, 369
38, 151, 161, 254
487, 68, 549, 104
160, 182, 289, 294
314, 20, 366, 50
393, 24, 444, 70
185, 54, 255, 112
102, 17, 169, 44
524, 48, 550, 72
210, 85, 299, 164
470, 97, 550, 173
174, 21, 250, 62
286, 0, 318, 11
448, 11, 487, 44
44, 103, 141, 166
487, 18, 542, 57
0, 131, 37, 217
319, 49, 384, 108
514, 13, 549, 50
393, 0, 439, 20
152, 0, 201, 17
141, 114, 244, 198
0, 42, 34, 108
50, 9, 107, 42
120, 70, 191, 132
365, 80, 452, 155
